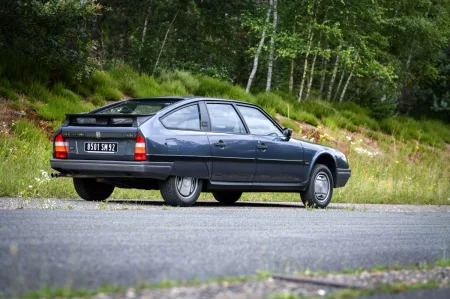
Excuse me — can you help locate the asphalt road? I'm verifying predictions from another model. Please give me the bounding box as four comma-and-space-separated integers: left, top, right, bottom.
0, 200, 449, 297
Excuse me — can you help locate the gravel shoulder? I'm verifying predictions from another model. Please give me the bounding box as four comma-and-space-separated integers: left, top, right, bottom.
92, 267, 450, 299
1, 197, 449, 212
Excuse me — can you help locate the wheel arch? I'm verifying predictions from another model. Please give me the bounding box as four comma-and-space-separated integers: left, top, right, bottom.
308, 152, 337, 187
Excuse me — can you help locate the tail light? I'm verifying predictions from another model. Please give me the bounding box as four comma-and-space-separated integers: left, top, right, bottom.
134, 133, 147, 161
54, 133, 68, 159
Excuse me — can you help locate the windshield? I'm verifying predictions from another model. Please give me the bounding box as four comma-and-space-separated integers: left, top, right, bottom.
96, 100, 177, 115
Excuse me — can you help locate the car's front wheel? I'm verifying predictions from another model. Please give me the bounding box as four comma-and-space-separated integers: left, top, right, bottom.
212, 191, 242, 205
159, 176, 202, 207
73, 178, 115, 201
300, 164, 333, 208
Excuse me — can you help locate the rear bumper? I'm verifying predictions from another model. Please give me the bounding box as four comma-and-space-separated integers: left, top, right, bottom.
50, 159, 173, 180
335, 168, 351, 188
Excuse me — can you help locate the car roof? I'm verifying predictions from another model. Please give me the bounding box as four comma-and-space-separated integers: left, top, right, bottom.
130, 96, 260, 108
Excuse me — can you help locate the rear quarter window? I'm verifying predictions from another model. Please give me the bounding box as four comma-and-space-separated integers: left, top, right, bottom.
161, 104, 201, 131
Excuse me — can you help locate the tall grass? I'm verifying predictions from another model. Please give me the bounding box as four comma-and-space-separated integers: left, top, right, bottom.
1, 65, 449, 204
36, 95, 94, 121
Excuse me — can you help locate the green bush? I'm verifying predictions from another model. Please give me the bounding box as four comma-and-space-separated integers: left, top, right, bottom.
36, 95, 93, 121
297, 100, 337, 120
11, 120, 48, 145
159, 70, 200, 94
196, 76, 257, 103
334, 102, 371, 116
74, 84, 91, 97
292, 111, 319, 126
340, 110, 381, 131
133, 75, 164, 98
52, 83, 81, 102
256, 92, 288, 115
280, 118, 300, 132
421, 119, 450, 143
85, 71, 122, 101
24, 82, 52, 102
95, 85, 122, 101
322, 114, 357, 132
109, 65, 140, 96
91, 94, 106, 107
0, 86, 19, 101
159, 80, 188, 96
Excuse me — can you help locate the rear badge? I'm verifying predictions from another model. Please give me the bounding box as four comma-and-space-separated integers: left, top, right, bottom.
96, 132, 101, 139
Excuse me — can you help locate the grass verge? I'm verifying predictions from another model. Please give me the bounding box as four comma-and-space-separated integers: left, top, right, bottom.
0, 67, 449, 204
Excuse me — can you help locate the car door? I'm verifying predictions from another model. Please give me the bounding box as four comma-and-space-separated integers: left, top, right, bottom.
205, 103, 257, 182
236, 105, 304, 183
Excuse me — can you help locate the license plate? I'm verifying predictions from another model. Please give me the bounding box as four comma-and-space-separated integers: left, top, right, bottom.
84, 142, 117, 153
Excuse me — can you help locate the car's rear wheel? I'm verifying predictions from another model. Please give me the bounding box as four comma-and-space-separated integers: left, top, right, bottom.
300, 164, 333, 208
212, 191, 242, 205
73, 178, 115, 201
159, 176, 202, 207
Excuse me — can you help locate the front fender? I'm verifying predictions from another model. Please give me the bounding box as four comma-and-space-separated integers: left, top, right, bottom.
305, 151, 338, 184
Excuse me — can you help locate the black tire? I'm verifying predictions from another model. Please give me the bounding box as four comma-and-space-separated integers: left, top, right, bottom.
73, 178, 115, 201
300, 164, 334, 209
212, 191, 242, 205
159, 176, 202, 207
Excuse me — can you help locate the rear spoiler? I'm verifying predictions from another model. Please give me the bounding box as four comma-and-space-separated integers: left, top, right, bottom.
63, 114, 154, 127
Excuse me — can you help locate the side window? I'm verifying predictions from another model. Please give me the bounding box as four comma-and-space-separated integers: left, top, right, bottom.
161, 104, 200, 130
207, 104, 247, 134
237, 106, 282, 136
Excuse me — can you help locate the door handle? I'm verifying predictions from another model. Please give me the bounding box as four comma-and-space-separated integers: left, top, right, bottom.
257, 143, 268, 150
214, 140, 226, 148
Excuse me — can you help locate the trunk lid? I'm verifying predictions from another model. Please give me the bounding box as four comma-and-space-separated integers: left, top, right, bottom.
61, 114, 152, 161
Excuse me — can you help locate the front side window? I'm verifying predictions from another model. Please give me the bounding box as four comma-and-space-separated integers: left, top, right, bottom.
237, 106, 282, 136
207, 104, 246, 134
161, 104, 200, 130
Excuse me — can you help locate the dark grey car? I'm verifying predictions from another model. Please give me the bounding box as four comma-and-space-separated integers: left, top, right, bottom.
50, 97, 351, 208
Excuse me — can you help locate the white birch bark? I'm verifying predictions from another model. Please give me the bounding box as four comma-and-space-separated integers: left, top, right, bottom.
319, 56, 326, 98
138, 8, 151, 71
152, 11, 179, 75
289, 59, 295, 93
246, 0, 273, 93
266, 0, 278, 91
333, 68, 345, 102
327, 51, 340, 101
339, 53, 359, 102
297, 29, 314, 102
305, 49, 318, 100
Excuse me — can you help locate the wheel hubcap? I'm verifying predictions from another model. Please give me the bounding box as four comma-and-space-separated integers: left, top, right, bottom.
175, 176, 198, 198
314, 172, 330, 202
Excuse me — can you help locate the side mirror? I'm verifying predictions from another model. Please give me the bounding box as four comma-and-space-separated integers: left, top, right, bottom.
283, 128, 293, 141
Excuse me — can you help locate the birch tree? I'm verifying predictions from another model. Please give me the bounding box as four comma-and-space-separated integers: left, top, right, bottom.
339, 53, 359, 102
246, 0, 273, 93
266, 0, 278, 92
297, 28, 314, 101
327, 50, 340, 101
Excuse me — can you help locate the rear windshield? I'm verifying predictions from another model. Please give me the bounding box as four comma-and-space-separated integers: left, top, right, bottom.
96, 100, 176, 115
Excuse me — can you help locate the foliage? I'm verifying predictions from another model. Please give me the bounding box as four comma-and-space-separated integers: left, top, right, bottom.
0, 0, 100, 81
0, 70, 449, 205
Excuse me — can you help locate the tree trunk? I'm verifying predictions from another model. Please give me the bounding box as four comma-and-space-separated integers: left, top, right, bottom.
339, 53, 359, 102
153, 11, 179, 75
327, 51, 340, 101
305, 48, 318, 100
246, 0, 273, 93
319, 56, 326, 98
138, 7, 151, 72
297, 29, 314, 102
266, 0, 278, 92
333, 68, 345, 102
289, 59, 295, 93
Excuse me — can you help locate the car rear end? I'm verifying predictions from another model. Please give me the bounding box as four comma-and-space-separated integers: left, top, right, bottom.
50, 98, 180, 180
